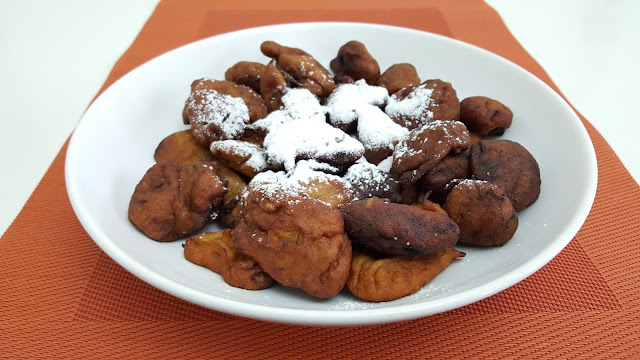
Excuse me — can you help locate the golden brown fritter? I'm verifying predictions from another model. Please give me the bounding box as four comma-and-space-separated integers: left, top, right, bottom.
330, 41, 381, 85
376, 63, 420, 95
128, 161, 227, 242
443, 179, 519, 246
154, 130, 214, 165
184, 230, 274, 290
340, 197, 460, 258
232, 184, 352, 298
216, 165, 247, 229
259, 62, 287, 112
469, 140, 541, 212
459, 96, 513, 136
386, 79, 460, 130
347, 248, 465, 302
297, 175, 354, 209
391, 120, 471, 184
261, 41, 336, 98
224, 61, 266, 94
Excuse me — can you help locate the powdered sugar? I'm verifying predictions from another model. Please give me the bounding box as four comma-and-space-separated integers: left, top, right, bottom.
185, 89, 249, 140
249, 88, 325, 133
263, 119, 365, 172
209, 140, 268, 172
325, 79, 388, 128
356, 105, 408, 151
385, 84, 435, 128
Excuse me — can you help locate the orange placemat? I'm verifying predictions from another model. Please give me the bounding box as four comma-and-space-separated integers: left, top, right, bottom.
2, 0, 639, 358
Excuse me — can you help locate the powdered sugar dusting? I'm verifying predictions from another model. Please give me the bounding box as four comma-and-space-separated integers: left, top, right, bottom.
356, 105, 408, 151
385, 84, 435, 128
209, 140, 268, 171
325, 79, 388, 128
263, 119, 364, 172
249, 88, 325, 133
185, 89, 249, 140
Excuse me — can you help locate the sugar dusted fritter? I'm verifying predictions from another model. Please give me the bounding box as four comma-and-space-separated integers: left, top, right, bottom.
261, 41, 336, 98
182, 79, 268, 146
184, 230, 274, 290
224, 61, 266, 94
128, 161, 227, 242
443, 179, 519, 246
469, 140, 541, 212
460, 96, 513, 136
340, 197, 460, 257
342, 160, 404, 203
232, 184, 352, 298
385, 79, 461, 130
376, 63, 421, 95
347, 248, 465, 302
210, 139, 270, 178
154, 130, 214, 165
391, 120, 471, 184
330, 40, 381, 85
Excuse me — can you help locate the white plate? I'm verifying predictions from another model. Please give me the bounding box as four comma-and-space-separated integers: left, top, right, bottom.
65, 22, 597, 325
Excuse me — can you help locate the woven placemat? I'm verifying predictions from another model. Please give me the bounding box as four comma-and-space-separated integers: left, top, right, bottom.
1, 0, 638, 358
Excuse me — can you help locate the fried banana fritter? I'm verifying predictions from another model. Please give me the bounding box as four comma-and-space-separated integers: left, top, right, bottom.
184, 230, 274, 290
376, 63, 420, 95
459, 96, 513, 136
443, 179, 518, 246
347, 248, 465, 302
232, 184, 352, 298
224, 61, 266, 94
154, 130, 214, 165
330, 40, 381, 85
261, 41, 336, 98
391, 120, 471, 184
340, 197, 459, 257
469, 139, 541, 212
128, 161, 227, 242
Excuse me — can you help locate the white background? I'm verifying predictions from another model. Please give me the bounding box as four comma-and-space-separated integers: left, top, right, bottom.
1, 0, 638, 237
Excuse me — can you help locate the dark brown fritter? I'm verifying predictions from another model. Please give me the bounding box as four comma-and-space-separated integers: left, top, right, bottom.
340, 197, 460, 258
184, 230, 274, 290
186, 79, 268, 124
342, 161, 404, 203
386, 79, 460, 130
376, 63, 420, 95
261, 41, 336, 98
419, 150, 470, 203
460, 96, 513, 136
469, 140, 541, 212
443, 180, 519, 246
224, 61, 266, 94
330, 41, 381, 85
391, 120, 471, 184
232, 184, 352, 298
128, 161, 227, 242
347, 248, 465, 302
154, 130, 214, 165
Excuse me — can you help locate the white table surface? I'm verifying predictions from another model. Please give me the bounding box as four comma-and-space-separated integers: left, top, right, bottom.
1, 0, 638, 237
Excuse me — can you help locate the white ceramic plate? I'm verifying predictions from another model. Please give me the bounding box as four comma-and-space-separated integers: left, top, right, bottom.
65, 22, 597, 325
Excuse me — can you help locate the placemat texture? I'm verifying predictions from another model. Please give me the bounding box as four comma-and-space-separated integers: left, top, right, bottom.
1, 0, 639, 358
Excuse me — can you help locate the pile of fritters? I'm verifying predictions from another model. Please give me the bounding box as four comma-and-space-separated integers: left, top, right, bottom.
128, 40, 541, 302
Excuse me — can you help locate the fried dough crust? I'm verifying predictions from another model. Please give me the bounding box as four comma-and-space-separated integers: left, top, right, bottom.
232, 184, 352, 298
184, 230, 274, 290
347, 248, 465, 302
128, 161, 226, 241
